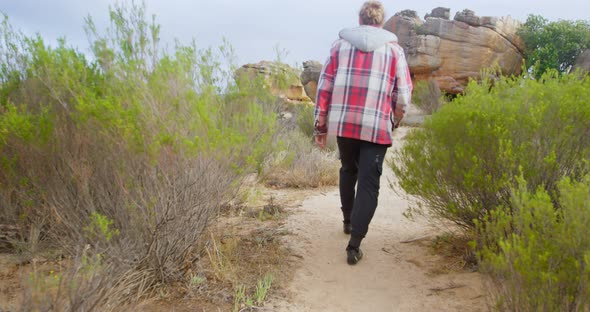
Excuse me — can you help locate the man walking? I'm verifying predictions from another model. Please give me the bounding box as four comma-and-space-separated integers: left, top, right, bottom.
314, 1, 412, 265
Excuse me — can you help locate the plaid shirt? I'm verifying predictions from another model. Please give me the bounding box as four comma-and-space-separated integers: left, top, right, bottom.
314, 34, 412, 146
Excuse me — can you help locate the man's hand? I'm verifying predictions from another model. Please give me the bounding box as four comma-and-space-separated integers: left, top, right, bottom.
393, 107, 405, 128
314, 116, 328, 148
315, 134, 327, 149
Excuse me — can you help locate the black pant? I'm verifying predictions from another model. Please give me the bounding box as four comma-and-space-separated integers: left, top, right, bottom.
337, 136, 389, 248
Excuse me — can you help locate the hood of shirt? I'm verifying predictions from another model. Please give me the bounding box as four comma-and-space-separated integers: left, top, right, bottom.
338, 25, 398, 52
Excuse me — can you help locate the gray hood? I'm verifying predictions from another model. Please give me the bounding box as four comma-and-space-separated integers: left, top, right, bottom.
338, 25, 398, 52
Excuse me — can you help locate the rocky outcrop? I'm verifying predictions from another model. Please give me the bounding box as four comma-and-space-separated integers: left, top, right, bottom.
573, 49, 590, 73
300, 60, 323, 101
425, 7, 450, 20
236, 61, 312, 102
384, 8, 524, 94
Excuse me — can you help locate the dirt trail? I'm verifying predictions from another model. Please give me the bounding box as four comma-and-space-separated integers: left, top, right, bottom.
269, 127, 485, 312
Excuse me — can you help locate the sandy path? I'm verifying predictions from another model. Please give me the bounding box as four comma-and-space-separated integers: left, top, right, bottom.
270, 128, 485, 312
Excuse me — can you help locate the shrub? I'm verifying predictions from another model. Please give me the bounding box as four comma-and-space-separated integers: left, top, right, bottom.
0, 2, 281, 308
21, 250, 113, 311
295, 102, 315, 138
477, 176, 590, 311
411, 78, 446, 114
390, 71, 590, 230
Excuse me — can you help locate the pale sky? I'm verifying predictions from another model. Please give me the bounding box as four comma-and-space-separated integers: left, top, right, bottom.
1, 0, 589, 67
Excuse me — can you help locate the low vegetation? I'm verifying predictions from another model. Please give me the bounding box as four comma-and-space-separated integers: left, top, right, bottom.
477, 176, 590, 310
411, 78, 446, 114
391, 69, 590, 310
391, 70, 590, 230
0, 2, 329, 310
9, 1, 590, 311
259, 96, 339, 188
261, 129, 339, 188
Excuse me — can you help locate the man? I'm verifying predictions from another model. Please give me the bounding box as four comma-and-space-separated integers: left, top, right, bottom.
314, 1, 412, 265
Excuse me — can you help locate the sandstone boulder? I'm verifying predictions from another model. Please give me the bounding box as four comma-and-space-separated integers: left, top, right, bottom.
236, 61, 312, 102
384, 8, 524, 94
285, 85, 310, 101
425, 7, 450, 20
573, 49, 590, 73
300, 60, 323, 101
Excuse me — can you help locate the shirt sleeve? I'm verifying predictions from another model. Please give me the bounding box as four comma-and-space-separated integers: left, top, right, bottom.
393, 45, 413, 111
314, 42, 340, 122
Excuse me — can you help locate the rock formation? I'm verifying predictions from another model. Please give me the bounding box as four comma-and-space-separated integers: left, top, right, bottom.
384, 8, 524, 94
300, 60, 323, 101
424, 7, 450, 20
573, 49, 590, 73
235, 61, 312, 102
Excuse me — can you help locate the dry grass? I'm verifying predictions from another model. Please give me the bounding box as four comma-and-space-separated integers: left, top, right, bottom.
411, 78, 445, 115
261, 130, 339, 188
427, 232, 477, 275
135, 195, 294, 311
0, 192, 295, 312
19, 252, 112, 311
400, 231, 477, 278
0, 110, 242, 310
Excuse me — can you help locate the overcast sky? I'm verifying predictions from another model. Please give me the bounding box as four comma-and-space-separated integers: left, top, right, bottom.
1, 0, 589, 67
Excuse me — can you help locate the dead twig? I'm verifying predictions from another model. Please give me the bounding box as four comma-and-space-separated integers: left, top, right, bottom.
381, 247, 400, 255
400, 235, 431, 244
429, 282, 466, 293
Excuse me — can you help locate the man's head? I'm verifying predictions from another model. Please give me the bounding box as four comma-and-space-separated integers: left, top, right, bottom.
359, 1, 385, 26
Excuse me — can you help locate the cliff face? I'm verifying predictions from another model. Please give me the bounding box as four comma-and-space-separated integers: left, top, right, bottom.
384, 8, 524, 94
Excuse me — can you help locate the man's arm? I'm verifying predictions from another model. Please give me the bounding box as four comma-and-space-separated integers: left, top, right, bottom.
314, 42, 339, 147
392, 45, 413, 121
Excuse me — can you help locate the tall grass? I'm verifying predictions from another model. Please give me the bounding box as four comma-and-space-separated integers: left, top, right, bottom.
260, 129, 339, 188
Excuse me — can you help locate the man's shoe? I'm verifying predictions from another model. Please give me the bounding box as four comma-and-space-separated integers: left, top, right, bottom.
343, 222, 352, 235
346, 246, 363, 265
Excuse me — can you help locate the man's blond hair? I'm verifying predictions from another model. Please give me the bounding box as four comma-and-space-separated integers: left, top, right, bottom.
359, 1, 385, 26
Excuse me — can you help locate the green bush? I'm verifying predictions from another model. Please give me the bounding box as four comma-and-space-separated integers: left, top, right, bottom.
390, 71, 590, 230
0, 2, 282, 308
477, 176, 590, 311
295, 102, 315, 138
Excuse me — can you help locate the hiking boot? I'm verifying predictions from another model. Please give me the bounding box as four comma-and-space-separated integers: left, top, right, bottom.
346, 246, 363, 265
343, 222, 352, 235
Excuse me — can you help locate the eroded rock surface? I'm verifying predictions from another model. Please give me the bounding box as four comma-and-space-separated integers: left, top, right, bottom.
236, 61, 311, 102
384, 8, 524, 93
300, 60, 323, 101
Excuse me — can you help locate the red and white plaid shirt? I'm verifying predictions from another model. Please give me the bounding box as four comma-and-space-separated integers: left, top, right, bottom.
314, 27, 412, 146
